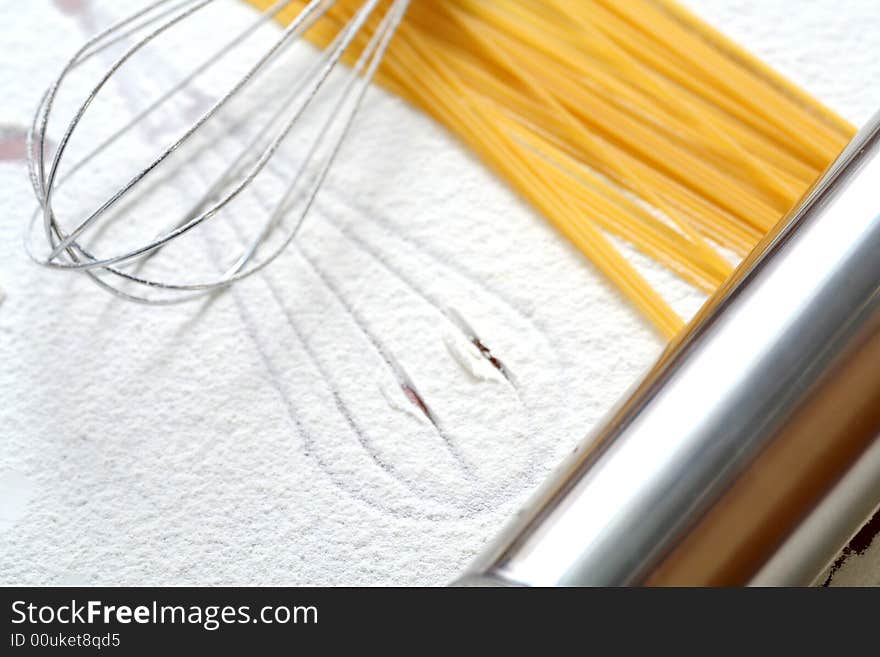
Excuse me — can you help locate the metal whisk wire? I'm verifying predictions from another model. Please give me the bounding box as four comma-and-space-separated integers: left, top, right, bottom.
26, 0, 412, 303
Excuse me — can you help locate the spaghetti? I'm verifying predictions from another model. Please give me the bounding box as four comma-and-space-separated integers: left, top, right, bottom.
246, 0, 856, 336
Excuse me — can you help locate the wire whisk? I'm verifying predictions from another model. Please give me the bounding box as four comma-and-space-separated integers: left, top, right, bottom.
26, 0, 411, 303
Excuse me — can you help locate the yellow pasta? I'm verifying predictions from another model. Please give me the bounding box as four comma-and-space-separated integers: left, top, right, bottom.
245, 0, 856, 337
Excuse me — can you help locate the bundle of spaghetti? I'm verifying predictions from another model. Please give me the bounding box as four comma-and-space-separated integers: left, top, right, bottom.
246, 0, 856, 337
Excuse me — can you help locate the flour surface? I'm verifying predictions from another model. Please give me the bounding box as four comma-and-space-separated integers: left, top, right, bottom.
0, 0, 877, 585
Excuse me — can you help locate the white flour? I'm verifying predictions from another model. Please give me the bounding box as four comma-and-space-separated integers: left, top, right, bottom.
1, 0, 878, 585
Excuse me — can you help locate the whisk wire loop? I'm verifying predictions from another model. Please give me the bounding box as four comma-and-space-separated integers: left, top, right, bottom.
27, 0, 410, 303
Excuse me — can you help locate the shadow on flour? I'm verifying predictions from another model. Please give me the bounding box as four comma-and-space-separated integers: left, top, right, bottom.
215, 183, 565, 521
